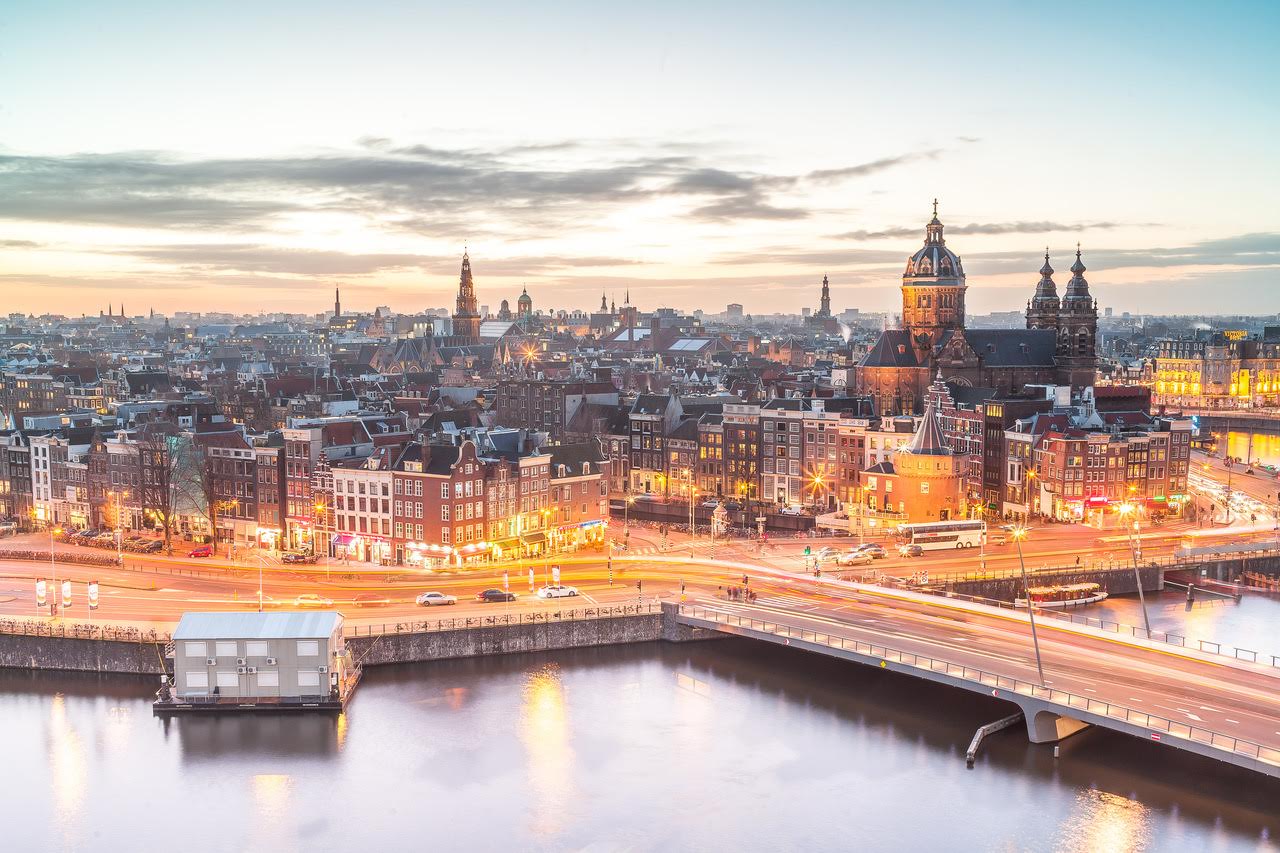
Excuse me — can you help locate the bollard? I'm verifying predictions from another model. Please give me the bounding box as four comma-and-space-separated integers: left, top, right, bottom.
1053, 746, 1060, 759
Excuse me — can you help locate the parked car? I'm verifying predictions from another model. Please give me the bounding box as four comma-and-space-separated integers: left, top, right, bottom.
477, 588, 517, 603
139, 540, 164, 553
188, 544, 213, 558
416, 591, 458, 606
537, 585, 579, 599
92, 532, 117, 546
74, 528, 99, 541
282, 552, 317, 564
779, 505, 805, 516
857, 543, 887, 559
352, 593, 391, 608
898, 543, 925, 558
836, 549, 874, 566
813, 546, 840, 563
293, 593, 333, 608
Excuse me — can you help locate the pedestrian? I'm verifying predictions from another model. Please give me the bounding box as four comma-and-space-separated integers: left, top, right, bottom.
1075, 555, 1081, 566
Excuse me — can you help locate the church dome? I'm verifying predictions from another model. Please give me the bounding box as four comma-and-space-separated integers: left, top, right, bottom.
904, 203, 964, 280
517, 286, 532, 310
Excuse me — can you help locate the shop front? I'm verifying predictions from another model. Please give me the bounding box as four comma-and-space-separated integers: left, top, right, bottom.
333, 532, 393, 564
401, 541, 453, 569
551, 520, 608, 553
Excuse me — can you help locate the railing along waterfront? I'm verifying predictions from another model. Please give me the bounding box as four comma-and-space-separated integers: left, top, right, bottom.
921, 588, 1280, 670
0, 617, 168, 644
343, 602, 663, 638
679, 604, 1280, 772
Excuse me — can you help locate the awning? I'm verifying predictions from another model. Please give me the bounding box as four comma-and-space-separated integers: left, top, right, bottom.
520, 532, 546, 545
331, 533, 355, 546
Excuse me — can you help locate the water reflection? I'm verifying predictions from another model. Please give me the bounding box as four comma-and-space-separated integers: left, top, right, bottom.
1054, 788, 1151, 853
519, 663, 575, 838
1, 642, 1277, 850
174, 713, 340, 760
47, 693, 87, 822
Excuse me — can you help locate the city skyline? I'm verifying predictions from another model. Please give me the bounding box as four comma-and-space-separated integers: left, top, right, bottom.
2, 1, 1278, 317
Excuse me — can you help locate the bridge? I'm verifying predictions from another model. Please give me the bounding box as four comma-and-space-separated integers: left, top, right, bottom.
671, 578, 1280, 779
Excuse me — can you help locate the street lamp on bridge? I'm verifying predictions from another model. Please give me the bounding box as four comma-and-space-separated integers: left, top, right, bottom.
1011, 525, 1045, 686
1116, 500, 1153, 636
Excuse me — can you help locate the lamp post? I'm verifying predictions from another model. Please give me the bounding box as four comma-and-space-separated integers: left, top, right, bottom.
1116, 500, 1153, 636
314, 500, 330, 581
112, 490, 129, 567
1012, 526, 1045, 686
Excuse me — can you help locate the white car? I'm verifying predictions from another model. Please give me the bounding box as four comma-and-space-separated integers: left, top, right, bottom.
836, 550, 874, 566
779, 505, 806, 516
536, 585, 579, 599
813, 546, 840, 562
416, 591, 458, 606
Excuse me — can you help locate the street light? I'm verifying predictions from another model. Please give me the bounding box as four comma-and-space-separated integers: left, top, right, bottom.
1116, 501, 1153, 636
1011, 526, 1045, 685
314, 500, 330, 579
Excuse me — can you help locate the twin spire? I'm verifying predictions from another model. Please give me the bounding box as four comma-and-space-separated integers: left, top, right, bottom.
1031, 244, 1091, 309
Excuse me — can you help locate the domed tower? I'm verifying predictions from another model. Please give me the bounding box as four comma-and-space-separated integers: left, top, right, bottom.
1056, 245, 1099, 387
901, 200, 966, 338
1026, 249, 1060, 331
517, 286, 533, 325
452, 250, 482, 342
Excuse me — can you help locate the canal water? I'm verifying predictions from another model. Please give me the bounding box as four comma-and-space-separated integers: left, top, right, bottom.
1220, 428, 1280, 468
4, 596, 1280, 853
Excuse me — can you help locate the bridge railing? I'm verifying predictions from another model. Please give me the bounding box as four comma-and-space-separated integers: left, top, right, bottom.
0, 617, 169, 644
343, 602, 662, 638
679, 604, 1280, 771
925, 588, 1280, 670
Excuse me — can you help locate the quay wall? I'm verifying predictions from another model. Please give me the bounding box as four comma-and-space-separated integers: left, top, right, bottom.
0, 632, 167, 674
0, 605, 720, 674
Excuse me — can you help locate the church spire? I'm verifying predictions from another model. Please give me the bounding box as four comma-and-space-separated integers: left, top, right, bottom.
334, 286, 342, 318
1064, 244, 1091, 304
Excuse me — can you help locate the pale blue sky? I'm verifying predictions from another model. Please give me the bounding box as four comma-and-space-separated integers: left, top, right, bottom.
1, 1, 1276, 315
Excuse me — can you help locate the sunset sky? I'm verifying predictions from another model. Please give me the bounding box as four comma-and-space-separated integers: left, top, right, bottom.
1, 1, 1277, 317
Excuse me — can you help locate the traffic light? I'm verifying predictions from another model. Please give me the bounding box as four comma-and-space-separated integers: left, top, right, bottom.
804, 545, 811, 555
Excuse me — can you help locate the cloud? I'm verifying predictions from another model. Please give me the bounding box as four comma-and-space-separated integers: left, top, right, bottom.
0, 140, 962, 239
806, 149, 944, 183
832, 221, 1152, 241
0, 239, 40, 248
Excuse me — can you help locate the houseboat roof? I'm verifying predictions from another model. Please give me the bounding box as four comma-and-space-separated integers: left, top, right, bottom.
173, 611, 342, 641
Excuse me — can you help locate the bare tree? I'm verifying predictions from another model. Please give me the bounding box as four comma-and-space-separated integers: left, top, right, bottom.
137, 423, 208, 554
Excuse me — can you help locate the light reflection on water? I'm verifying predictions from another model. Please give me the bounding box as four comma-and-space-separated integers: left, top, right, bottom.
1, 640, 1277, 852
519, 663, 574, 838
1053, 789, 1152, 853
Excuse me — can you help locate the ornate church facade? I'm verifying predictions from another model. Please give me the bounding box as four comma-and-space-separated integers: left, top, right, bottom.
853, 204, 1098, 415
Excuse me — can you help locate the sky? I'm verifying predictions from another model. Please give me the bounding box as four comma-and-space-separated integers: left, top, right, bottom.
1, 0, 1277, 318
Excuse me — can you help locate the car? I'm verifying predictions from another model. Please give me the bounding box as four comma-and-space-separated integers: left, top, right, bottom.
189, 544, 213, 558
898, 544, 925, 558
74, 528, 99, 540
93, 532, 117, 545
140, 540, 164, 553
856, 543, 887, 559
537, 585, 579, 599
352, 593, 391, 608
779, 505, 806, 516
282, 552, 317, 564
476, 588, 517, 603
416, 591, 458, 606
812, 546, 840, 562
989, 533, 1009, 546
292, 593, 334, 608
836, 550, 874, 566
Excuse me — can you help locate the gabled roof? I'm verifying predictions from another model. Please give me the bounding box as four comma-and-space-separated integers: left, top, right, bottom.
960, 329, 1056, 367
859, 330, 920, 368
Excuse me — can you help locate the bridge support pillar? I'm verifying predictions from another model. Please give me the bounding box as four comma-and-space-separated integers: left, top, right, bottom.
1024, 707, 1091, 744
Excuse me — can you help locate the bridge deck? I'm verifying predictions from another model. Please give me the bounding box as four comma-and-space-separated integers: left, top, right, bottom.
677, 589, 1280, 779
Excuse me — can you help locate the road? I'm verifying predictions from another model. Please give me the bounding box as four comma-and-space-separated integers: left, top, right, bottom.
0, 447, 1274, 628
685, 576, 1280, 761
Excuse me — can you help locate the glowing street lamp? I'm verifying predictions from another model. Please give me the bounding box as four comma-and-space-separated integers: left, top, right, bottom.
1011, 525, 1045, 685
1116, 501, 1152, 635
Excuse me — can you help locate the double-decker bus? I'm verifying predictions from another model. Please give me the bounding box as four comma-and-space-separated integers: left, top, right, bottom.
895, 520, 987, 551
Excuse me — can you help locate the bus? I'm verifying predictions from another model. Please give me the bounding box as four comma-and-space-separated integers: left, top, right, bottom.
896, 520, 987, 551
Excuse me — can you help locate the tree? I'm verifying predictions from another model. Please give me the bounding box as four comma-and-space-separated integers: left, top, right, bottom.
137, 423, 208, 554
